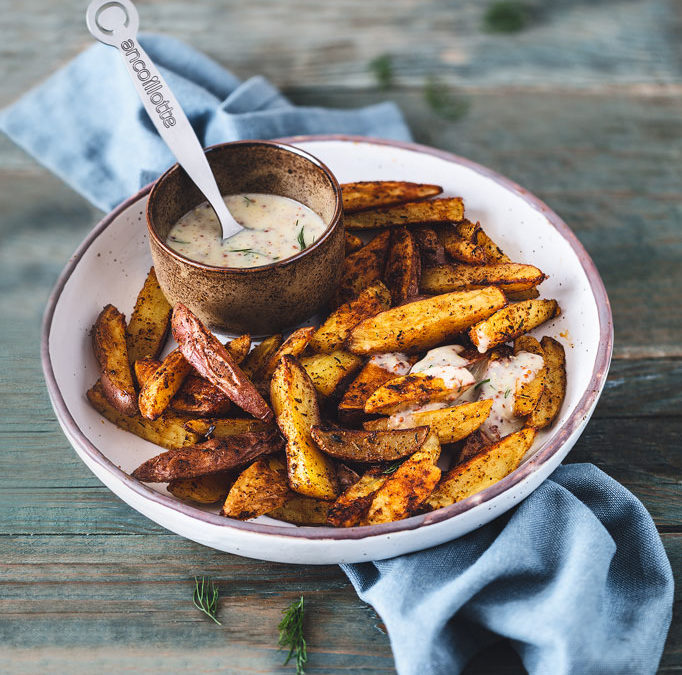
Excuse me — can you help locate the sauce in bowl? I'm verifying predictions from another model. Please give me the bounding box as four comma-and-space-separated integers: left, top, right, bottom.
165, 193, 328, 268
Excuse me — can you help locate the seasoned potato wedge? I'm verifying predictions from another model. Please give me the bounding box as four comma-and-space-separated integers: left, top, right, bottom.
452, 219, 479, 242
299, 350, 363, 398
126, 267, 172, 364
364, 433, 441, 524
131, 429, 284, 482
241, 334, 283, 381
93, 304, 138, 416
457, 429, 488, 463
527, 337, 566, 429
473, 224, 511, 263
506, 288, 541, 301
138, 348, 192, 420
363, 399, 493, 445
424, 427, 535, 510
172, 303, 273, 422
311, 425, 429, 463
269, 495, 331, 525
134, 358, 161, 387
421, 263, 546, 295
513, 335, 546, 417
167, 470, 234, 504
341, 181, 443, 213
327, 467, 388, 528
345, 231, 364, 255
469, 299, 560, 353
220, 458, 290, 519
345, 197, 464, 230
262, 326, 316, 381
310, 282, 391, 354
87, 381, 201, 449
413, 226, 446, 267
384, 227, 421, 305
347, 287, 507, 355
436, 224, 487, 264
270, 355, 339, 500
184, 417, 275, 438
334, 230, 391, 306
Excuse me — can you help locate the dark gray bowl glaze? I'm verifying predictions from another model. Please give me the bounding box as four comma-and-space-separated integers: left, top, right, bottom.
146, 140, 344, 334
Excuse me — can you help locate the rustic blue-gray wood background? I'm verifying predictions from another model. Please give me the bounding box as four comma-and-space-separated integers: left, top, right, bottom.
1, 0, 679, 672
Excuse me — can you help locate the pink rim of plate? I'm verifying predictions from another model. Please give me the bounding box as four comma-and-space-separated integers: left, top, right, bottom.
41, 134, 614, 542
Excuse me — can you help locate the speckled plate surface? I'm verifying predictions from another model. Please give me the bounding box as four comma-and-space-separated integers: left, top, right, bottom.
42, 135, 613, 564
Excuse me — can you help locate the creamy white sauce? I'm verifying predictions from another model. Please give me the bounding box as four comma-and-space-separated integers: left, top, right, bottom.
474, 326, 491, 354
369, 352, 412, 376
477, 351, 544, 441
165, 192, 327, 268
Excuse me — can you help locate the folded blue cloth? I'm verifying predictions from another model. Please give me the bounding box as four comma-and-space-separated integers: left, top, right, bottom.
2, 35, 673, 675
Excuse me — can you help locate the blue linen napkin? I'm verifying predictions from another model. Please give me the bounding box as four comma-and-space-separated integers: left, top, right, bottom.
2, 35, 673, 675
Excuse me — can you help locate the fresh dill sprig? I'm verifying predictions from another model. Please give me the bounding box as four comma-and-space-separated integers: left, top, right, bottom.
193, 576, 221, 625
226, 247, 269, 257
243, 195, 255, 205
278, 595, 307, 674
474, 378, 491, 389
382, 460, 403, 475
169, 236, 190, 244
504, 388, 511, 398
297, 221, 307, 250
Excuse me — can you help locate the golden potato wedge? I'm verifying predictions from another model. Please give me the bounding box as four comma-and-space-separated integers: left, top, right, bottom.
310, 281, 391, 354
506, 288, 541, 301
413, 226, 446, 267
345, 231, 364, 255
424, 427, 535, 511
220, 458, 290, 519
270, 355, 339, 500
327, 467, 388, 528
87, 381, 201, 449
383, 227, 421, 305
469, 299, 560, 353
134, 358, 161, 387
299, 350, 363, 398
457, 429, 488, 463
364, 433, 441, 524
436, 224, 487, 264
333, 230, 391, 306
224, 334, 252, 364
513, 335, 546, 417
311, 425, 429, 463
452, 219, 479, 242
364, 399, 493, 445
262, 326, 316, 381
138, 348, 193, 420
126, 267, 172, 364
184, 417, 275, 438
473, 225, 511, 263
527, 337, 566, 429
347, 287, 507, 355
421, 263, 546, 295
167, 470, 234, 504
241, 334, 283, 380
341, 181, 443, 213
269, 495, 331, 525
93, 304, 138, 416
345, 197, 464, 230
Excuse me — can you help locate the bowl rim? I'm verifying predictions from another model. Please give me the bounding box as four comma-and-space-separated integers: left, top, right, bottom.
146, 139, 343, 273
41, 134, 613, 542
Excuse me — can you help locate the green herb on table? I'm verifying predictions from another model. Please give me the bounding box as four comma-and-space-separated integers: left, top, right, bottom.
279, 595, 307, 674
483, 1, 530, 33
369, 54, 394, 90
474, 378, 491, 389
297, 221, 307, 250
193, 576, 221, 625
423, 77, 470, 121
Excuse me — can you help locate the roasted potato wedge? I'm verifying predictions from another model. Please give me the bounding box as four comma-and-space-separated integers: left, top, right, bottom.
469, 299, 560, 353
226, 334, 251, 364
311, 425, 429, 463
134, 358, 161, 387
262, 326, 316, 381
345, 231, 364, 255
131, 429, 284, 482
345, 197, 464, 230
424, 427, 535, 510
93, 304, 138, 416
341, 181, 443, 213
363, 399, 493, 445
126, 267, 172, 364
167, 470, 234, 504
172, 303, 273, 422
310, 281, 391, 354
512, 335, 546, 417
270, 355, 339, 500
269, 495, 332, 525
170, 374, 234, 417
241, 334, 283, 381
347, 287, 507, 355
473, 224, 511, 263
299, 350, 363, 398
327, 467, 388, 528
457, 429, 488, 463
527, 337, 566, 429
334, 230, 391, 306
184, 417, 274, 438
384, 227, 421, 305
436, 224, 487, 264
87, 381, 201, 449
220, 458, 290, 519
138, 348, 192, 420
413, 226, 446, 267
421, 263, 546, 295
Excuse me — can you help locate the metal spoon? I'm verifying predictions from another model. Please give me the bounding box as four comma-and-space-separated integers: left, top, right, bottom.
86, 0, 243, 240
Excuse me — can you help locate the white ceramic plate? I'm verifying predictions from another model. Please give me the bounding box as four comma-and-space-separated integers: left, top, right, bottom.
42, 135, 612, 564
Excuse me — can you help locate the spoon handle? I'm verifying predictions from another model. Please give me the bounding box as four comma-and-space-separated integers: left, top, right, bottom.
86, 0, 242, 239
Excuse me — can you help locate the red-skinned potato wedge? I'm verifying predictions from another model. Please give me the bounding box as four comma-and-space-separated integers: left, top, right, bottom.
363, 399, 493, 445
341, 181, 443, 213
138, 348, 192, 420
347, 287, 507, 355
421, 262, 546, 295
262, 326, 316, 381
469, 299, 560, 353
384, 227, 421, 304
269, 495, 332, 525
513, 335, 546, 417
270, 355, 339, 500
310, 281, 391, 354
167, 470, 234, 504
172, 303, 273, 422
93, 304, 138, 416
333, 230, 391, 306
337, 463, 361, 490
327, 467, 388, 528
424, 427, 535, 511
345, 231, 364, 255
299, 351, 363, 398
413, 226, 446, 267
345, 197, 464, 230
184, 417, 275, 438
131, 429, 284, 482
241, 334, 283, 381
311, 425, 430, 463
126, 267, 172, 365
457, 429, 489, 464
527, 337, 566, 429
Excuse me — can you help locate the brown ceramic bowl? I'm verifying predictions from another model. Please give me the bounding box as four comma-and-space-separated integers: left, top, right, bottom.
146, 140, 344, 334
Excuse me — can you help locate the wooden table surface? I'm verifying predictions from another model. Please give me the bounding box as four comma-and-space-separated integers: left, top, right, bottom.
1, 1, 680, 672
